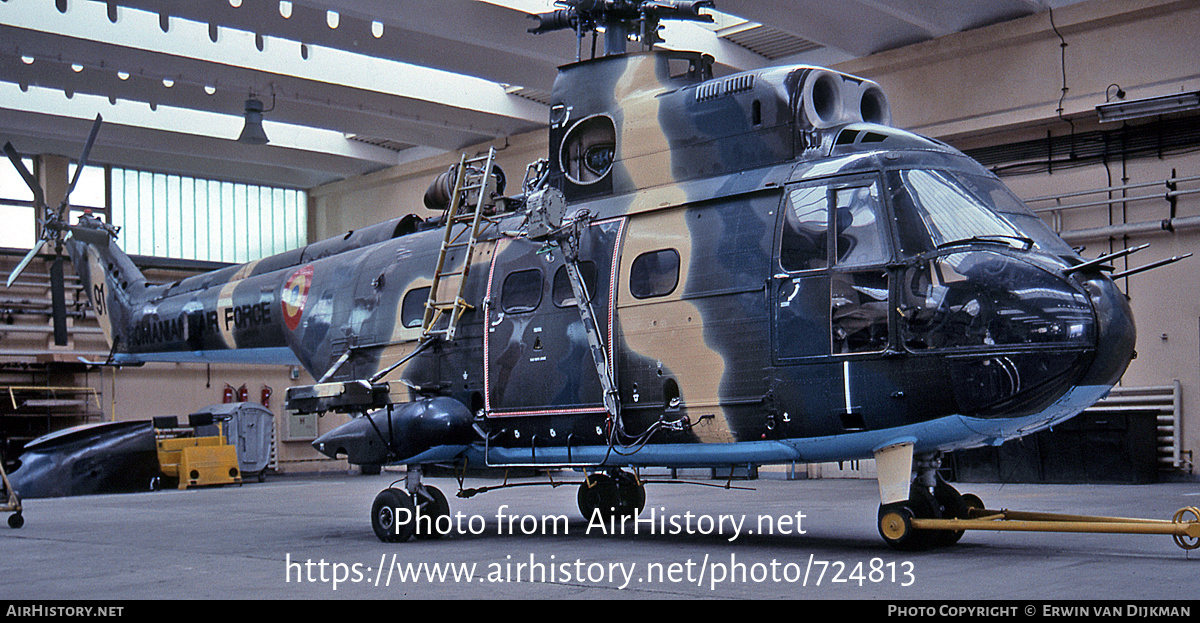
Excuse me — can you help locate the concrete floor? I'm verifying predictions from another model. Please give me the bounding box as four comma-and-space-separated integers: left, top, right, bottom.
2, 471, 1198, 600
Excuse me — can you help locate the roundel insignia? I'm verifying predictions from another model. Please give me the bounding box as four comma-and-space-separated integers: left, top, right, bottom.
282, 265, 314, 332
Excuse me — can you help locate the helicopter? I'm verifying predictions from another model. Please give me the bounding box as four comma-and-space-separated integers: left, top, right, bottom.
3, 0, 1150, 550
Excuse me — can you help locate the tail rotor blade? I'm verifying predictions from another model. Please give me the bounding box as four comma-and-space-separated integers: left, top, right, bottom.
4, 142, 45, 208
6, 239, 47, 288
51, 254, 68, 346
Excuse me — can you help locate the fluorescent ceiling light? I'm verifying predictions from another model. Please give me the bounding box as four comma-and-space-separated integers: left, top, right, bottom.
1097, 91, 1200, 123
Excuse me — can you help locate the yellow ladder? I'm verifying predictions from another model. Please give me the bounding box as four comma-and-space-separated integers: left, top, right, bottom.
421, 148, 497, 342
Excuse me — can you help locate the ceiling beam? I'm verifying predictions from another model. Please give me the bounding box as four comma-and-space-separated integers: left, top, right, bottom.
715, 0, 1042, 57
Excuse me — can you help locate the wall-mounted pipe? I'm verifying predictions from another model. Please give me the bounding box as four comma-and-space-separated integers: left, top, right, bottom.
1058, 214, 1200, 244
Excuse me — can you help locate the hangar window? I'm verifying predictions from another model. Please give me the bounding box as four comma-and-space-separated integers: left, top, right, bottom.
552, 261, 598, 307
0, 160, 106, 250
0, 155, 37, 250
111, 167, 307, 263
630, 249, 680, 299
401, 286, 430, 328
502, 269, 543, 313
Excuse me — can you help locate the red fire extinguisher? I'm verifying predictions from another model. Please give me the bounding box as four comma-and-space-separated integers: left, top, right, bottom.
261, 385, 272, 409
236, 384, 249, 402
223, 383, 235, 404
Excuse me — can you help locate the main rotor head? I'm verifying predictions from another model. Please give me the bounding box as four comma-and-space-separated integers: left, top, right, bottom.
529, 0, 715, 58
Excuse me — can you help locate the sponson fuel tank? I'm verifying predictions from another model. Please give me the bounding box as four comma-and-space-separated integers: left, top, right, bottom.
312, 396, 476, 465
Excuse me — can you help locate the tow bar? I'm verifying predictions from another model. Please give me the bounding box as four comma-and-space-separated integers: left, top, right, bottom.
910, 506, 1200, 550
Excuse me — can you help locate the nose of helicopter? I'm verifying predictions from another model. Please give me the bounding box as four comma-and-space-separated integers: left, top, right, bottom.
1076, 272, 1137, 388
913, 249, 1138, 420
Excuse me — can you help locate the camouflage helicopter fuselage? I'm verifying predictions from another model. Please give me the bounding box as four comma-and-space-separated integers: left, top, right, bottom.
68, 49, 1135, 474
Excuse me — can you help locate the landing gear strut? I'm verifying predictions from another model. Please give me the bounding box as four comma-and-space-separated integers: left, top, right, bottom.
370, 465, 451, 543
578, 470, 645, 522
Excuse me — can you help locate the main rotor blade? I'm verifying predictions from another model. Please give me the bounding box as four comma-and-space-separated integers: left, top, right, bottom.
50, 254, 69, 346
6, 239, 47, 288
63, 114, 103, 208
3, 142, 45, 208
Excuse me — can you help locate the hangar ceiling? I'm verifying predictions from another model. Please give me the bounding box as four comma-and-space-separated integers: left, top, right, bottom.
0, 0, 1081, 190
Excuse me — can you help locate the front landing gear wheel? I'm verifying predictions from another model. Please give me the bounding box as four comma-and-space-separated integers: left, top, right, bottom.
372, 488, 416, 543
413, 485, 450, 540
879, 483, 961, 551
878, 505, 917, 549
7, 513, 22, 529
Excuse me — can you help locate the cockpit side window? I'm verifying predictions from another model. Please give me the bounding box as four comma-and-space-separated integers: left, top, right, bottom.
780, 185, 829, 272
832, 182, 888, 266
777, 176, 892, 356
780, 178, 889, 272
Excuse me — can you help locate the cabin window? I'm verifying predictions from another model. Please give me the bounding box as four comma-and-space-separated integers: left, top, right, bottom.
630, 249, 680, 299
401, 286, 430, 328
501, 269, 543, 313
552, 262, 598, 307
780, 185, 830, 272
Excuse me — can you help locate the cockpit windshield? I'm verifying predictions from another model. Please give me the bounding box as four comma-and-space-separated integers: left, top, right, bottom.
888, 168, 1071, 257
951, 170, 1074, 255
894, 168, 1022, 249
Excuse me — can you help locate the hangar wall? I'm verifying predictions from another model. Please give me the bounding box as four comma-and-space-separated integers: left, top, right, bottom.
309, 0, 1200, 477
13, 0, 1182, 479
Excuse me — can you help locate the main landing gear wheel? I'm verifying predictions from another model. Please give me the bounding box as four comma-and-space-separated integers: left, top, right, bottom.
413, 485, 450, 540
578, 471, 645, 522
372, 488, 416, 543
7, 512, 22, 529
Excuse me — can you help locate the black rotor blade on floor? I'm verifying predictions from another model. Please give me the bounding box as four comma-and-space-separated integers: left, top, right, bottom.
51, 254, 68, 346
